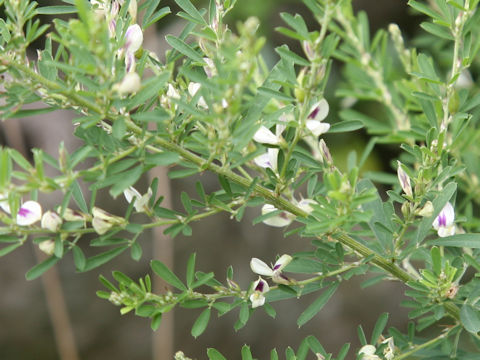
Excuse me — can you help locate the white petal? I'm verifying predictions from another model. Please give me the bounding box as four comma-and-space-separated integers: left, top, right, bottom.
306, 120, 330, 137
433, 202, 455, 230
308, 99, 329, 122
0, 194, 11, 214
92, 217, 112, 235
124, 186, 141, 204
254, 148, 278, 170
250, 258, 274, 276
124, 24, 143, 53
166, 84, 180, 99
16, 201, 42, 226
39, 240, 55, 256
274, 254, 292, 271
41, 211, 62, 232
254, 152, 272, 169
438, 225, 455, 237
297, 198, 315, 214
114, 72, 141, 94
253, 126, 280, 145
188, 82, 201, 96
261, 204, 294, 227
359, 345, 377, 356
249, 292, 266, 308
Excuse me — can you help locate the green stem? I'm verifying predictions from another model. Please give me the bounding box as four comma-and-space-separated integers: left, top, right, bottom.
393, 326, 456, 360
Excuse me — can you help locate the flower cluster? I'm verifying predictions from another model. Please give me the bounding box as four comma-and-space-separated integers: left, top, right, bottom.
248, 254, 292, 308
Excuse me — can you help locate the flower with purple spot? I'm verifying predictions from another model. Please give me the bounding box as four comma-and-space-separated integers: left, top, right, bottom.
261, 204, 295, 227
16, 201, 42, 226
254, 148, 279, 171
432, 202, 455, 237
250, 254, 292, 285
249, 277, 269, 308
306, 99, 330, 137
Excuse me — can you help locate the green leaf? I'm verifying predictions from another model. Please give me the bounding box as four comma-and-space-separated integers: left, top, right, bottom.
239, 301, 250, 325
241, 345, 253, 360
191, 308, 211, 338
297, 283, 339, 327
72, 245, 86, 271
166, 35, 205, 64
207, 348, 227, 360
174, 0, 207, 25
128, 72, 170, 109
329, 120, 364, 133
26, 256, 60, 280
131, 109, 170, 124
279, 12, 309, 40
0, 242, 22, 257
370, 313, 389, 344
82, 246, 128, 272
71, 181, 89, 213
275, 45, 310, 66
109, 165, 143, 198
428, 233, 480, 248
257, 86, 294, 102
130, 242, 142, 261
151, 260, 187, 290
186, 253, 196, 288
151, 313, 162, 331
36, 5, 77, 14
460, 304, 480, 334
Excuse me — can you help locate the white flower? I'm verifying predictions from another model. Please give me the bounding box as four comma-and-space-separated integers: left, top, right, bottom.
123, 186, 152, 213
358, 344, 381, 360
432, 202, 455, 237
0, 193, 10, 214
297, 198, 315, 214
62, 208, 87, 222
16, 201, 42, 226
382, 337, 395, 360
397, 161, 412, 197
39, 240, 55, 256
306, 99, 330, 136
113, 72, 141, 94
250, 254, 292, 284
92, 207, 124, 235
249, 277, 269, 308
41, 211, 62, 232
254, 148, 279, 171
253, 126, 281, 145
417, 201, 433, 217
188, 82, 208, 109
124, 24, 143, 54
261, 204, 295, 227
167, 83, 180, 99
203, 57, 217, 78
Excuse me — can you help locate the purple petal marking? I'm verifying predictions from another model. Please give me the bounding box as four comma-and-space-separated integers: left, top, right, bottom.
255, 281, 264, 292
273, 264, 281, 271
438, 213, 446, 227
18, 207, 32, 218
308, 106, 319, 119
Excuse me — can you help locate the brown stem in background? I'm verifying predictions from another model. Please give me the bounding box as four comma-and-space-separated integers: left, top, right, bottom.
148, 166, 174, 360
2, 120, 80, 360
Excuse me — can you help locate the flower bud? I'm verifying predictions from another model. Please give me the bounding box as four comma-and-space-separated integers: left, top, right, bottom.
124, 24, 143, 54
417, 201, 433, 217
114, 72, 141, 94
41, 211, 62, 232
39, 240, 55, 256
397, 161, 412, 197
128, 0, 137, 22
